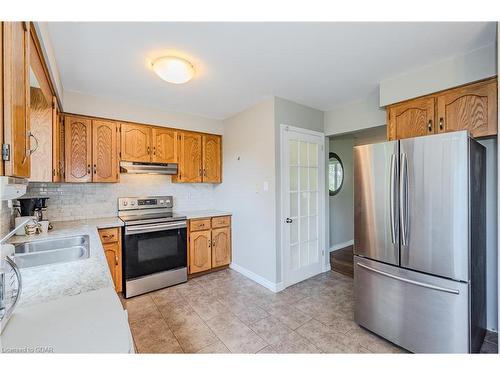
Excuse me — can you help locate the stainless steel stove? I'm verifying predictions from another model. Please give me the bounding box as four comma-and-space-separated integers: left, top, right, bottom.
118, 196, 187, 298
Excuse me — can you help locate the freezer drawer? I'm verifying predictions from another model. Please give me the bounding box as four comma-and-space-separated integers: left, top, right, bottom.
354, 256, 470, 353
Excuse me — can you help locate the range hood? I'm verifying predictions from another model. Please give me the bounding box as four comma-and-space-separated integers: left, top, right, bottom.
0, 176, 28, 200
120, 161, 178, 175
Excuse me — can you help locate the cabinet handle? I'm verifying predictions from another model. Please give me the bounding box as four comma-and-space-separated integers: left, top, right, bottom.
203, 169, 206, 177
427, 120, 432, 132
115, 254, 118, 266
212, 240, 216, 247
27, 132, 39, 156
147, 146, 150, 154
439, 117, 444, 130
153, 147, 156, 156
102, 234, 114, 239
199, 168, 202, 176
87, 164, 91, 174
93, 164, 97, 174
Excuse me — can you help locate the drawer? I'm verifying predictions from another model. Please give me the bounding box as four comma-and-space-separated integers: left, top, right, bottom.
354, 256, 469, 353
211, 215, 231, 228
190, 219, 211, 231
99, 227, 120, 244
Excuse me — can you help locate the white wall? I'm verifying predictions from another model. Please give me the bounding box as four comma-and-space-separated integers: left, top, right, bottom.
33, 22, 64, 104
63, 90, 224, 135
324, 90, 386, 137
214, 97, 277, 284
329, 136, 354, 250
380, 44, 496, 106
274, 97, 325, 281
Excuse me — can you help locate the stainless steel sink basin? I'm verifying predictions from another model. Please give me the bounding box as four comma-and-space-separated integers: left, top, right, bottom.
13, 235, 90, 268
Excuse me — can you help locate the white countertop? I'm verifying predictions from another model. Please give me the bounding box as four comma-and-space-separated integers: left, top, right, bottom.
177, 210, 232, 219
9, 217, 123, 307
0, 287, 132, 353
1, 217, 132, 353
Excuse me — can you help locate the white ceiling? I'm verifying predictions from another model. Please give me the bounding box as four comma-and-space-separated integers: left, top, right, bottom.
47, 22, 496, 119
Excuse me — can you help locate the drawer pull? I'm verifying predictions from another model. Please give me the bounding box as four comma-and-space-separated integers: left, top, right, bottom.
356, 262, 460, 295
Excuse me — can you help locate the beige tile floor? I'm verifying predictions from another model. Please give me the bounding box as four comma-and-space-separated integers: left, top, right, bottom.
122, 269, 498, 354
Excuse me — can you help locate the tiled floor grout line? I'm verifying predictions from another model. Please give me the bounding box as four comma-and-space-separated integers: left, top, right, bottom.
150, 293, 189, 353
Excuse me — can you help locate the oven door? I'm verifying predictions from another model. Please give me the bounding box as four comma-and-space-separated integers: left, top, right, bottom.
123, 221, 187, 280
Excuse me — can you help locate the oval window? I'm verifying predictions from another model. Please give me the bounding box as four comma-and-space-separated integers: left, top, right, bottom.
328, 152, 344, 196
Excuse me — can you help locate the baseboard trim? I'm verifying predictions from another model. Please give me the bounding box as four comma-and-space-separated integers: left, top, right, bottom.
229, 263, 282, 292
330, 240, 354, 252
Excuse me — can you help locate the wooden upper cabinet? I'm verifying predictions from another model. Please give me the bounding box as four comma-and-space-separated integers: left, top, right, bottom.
92, 120, 119, 182
152, 127, 177, 163
64, 116, 92, 183
436, 78, 497, 138
120, 123, 151, 162
175, 131, 202, 183
387, 97, 435, 140
52, 98, 63, 182
2, 22, 31, 178
211, 227, 231, 268
189, 229, 212, 273
202, 134, 222, 183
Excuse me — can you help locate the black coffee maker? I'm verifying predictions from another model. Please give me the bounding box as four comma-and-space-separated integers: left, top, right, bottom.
16, 197, 49, 221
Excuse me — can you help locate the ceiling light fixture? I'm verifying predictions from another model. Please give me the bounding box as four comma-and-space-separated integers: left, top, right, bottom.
151, 56, 195, 84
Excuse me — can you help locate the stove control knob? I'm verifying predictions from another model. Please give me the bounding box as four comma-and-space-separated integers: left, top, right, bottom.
130, 201, 135, 206
159, 200, 164, 204
123, 201, 128, 206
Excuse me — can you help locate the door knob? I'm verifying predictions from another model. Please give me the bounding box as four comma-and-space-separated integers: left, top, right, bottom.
285, 218, 293, 223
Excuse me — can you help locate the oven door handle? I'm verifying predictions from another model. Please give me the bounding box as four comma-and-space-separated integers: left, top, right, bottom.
125, 221, 187, 235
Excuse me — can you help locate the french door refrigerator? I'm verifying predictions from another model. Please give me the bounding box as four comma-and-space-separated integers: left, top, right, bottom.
353, 130, 486, 353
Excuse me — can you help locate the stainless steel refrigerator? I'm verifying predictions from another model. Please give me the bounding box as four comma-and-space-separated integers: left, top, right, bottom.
353, 130, 486, 353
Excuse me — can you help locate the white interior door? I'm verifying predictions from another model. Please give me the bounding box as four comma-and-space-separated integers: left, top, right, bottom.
281, 125, 325, 287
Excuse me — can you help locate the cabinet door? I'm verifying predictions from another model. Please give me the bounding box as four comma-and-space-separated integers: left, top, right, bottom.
437, 78, 497, 138
387, 97, 435, 140
202, 134, 222, 183
152, 127, 177, 163
64, 116, 92, 183
177, 131, 202, 183
103, 242, 122, 293
2, 22, 30, 178
211, 227, 231, 268
52, 97, 62, 182
120, 123, 151, 162
92, 120, 119, 182
189, 229, 211, 273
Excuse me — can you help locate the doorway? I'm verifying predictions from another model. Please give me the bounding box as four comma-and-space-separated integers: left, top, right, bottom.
280, 125, 325, 288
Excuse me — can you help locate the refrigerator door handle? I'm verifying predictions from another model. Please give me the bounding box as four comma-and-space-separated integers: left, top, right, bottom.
389, 154, 397, 244
356, 262, 460, 295
399, 153, 409, 247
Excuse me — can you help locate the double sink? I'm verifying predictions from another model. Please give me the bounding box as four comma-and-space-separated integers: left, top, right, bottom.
13, 235, 90, 269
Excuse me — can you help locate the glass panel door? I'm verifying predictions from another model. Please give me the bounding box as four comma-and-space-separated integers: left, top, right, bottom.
283, 127, 324, 286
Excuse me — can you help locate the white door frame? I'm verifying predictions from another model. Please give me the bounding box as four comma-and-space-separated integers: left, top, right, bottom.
280, 124, 326, 289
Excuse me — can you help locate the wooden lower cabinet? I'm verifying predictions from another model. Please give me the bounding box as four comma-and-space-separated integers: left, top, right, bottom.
188, 215, 231, 275
189, 229, 212, 274
98, 227, 122, 292
211, 227, 231, 268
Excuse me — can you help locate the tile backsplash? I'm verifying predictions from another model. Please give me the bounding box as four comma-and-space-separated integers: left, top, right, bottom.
26, 174, 216, 222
